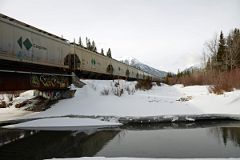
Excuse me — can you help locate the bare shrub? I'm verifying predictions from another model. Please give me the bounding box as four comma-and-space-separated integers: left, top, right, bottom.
101, 89, 109, 96
126, 86, 135, 95
168, 68, 240, 94
113, 87, 124, 97
135, 78, 153, 90
156, 81, 161, 86
207, 68, 240, 94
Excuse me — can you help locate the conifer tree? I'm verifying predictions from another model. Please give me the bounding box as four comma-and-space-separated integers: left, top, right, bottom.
107, 48, 112, 58
217, 31, 225, 64
216, 31, 226, 68
86, 37, 89, 49
101, 48, 104, 55
86, 38, 91, 50
78, 36, 82, 46
92, 41, 97, 52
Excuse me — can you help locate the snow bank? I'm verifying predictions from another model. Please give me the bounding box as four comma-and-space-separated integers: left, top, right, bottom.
4, 117, 121, 131
47, 157, 240, 160
2, 80, 240, 124
23, 80, 240, 121
0, 90, 36, 122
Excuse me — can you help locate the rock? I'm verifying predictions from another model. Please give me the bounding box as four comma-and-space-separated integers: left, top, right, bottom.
7, 102, 13, 107
15, 100, 32, 108
0, 101, 7, 108
176, 96, 193, 102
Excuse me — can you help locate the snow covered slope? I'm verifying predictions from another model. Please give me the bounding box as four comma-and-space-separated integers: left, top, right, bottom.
118, 56, 167, 78
2, 80, 240, 125
19, 80, 240, 120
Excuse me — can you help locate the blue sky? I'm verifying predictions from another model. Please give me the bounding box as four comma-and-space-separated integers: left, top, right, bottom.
1, 0, 239, 72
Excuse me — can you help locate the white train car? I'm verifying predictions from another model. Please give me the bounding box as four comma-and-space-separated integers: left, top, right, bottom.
0, 13, 70, 70
0, 13, 162, 81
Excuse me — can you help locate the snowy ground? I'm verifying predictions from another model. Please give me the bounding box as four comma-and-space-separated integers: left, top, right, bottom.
1, 79, 240, 128
0, 90, 36, 122
47, 157, 240, 160
25, 80, 240, 118
4, 117, 121, 131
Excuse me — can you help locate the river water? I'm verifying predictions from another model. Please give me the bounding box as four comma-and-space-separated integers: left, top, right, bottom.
0, 121, 240, 159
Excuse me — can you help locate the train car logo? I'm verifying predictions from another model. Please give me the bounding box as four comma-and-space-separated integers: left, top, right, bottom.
91, 58, 96, 65
17, 37, 32, 50
17, 37, 23, 49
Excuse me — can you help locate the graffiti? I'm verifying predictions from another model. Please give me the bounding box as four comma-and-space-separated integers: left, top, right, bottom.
31, 75, 41, 87
30, 75, 70, 89
34, 89, 76, 100
16, 50, 33, 61
16, 51, 23, 61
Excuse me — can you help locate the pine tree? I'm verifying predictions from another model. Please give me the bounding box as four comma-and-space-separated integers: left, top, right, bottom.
86, 38, 91, 50
86, 37, 89, 49
78, 36, 82, 46
101, 48, 104, 55
107, 48, 112, 58
216, 31, 226, 70
92, 41, 97, 52
232, 29, 240, 67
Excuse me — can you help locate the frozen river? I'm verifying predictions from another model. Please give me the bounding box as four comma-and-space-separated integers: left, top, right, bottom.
1, 120, 240, 159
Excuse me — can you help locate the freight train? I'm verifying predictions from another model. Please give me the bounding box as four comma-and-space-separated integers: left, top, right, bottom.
0, 13, 161, 82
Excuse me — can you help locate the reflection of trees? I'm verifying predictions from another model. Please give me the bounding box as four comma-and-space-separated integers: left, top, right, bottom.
0, 129, 119, 160
0, 129, 34, 146
209, 127, 240, 147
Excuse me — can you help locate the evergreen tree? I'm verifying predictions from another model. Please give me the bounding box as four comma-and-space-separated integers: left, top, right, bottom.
101, 48, 104, 55
92, 41, 97, 52
86, 37, 89, 49
216, 31, 226, 68
86, 37, 91, 50
107, 48, 112, 58
78, 36, 82, 46
232, 29, 240, 67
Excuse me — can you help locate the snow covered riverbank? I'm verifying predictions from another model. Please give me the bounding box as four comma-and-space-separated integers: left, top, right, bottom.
26, 80, 240, 118
47, 158, 240, 160
1, 80, 240, 127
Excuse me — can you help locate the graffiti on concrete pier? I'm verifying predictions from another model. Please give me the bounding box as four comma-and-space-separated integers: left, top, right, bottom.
31, 75, 70, 89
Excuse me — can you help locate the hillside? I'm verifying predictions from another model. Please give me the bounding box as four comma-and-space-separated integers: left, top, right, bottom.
117, 56, 167, 78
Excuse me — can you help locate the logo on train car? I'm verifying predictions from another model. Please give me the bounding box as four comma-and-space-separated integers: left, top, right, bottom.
91, 58, 96, 65
17, 37, 47, 51
17, 37, 32, 50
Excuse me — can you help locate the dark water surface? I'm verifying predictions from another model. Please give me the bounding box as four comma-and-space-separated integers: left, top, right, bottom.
0, 121, 240, 160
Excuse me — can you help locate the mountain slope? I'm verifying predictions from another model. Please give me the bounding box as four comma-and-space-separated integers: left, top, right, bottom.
117, 56, 167, 78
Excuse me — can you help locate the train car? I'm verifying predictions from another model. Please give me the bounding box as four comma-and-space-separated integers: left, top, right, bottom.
70, 44, 113, 77
0, 13, 162, 82
0, 13, 70, 73
111, 58, 128, 78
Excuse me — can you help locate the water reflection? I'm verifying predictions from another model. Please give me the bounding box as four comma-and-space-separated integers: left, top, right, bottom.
0, 129, 120, 160
96, 121, 240, 158
0, 129, 36, 147
0, 121, 240, 159
209, 127, 240, 147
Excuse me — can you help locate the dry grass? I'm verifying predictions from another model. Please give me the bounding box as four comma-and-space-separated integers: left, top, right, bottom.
101, 89, 110, 95
208, 68, 240, 94
135, 78, 153, 90
166, 68, 240, 94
